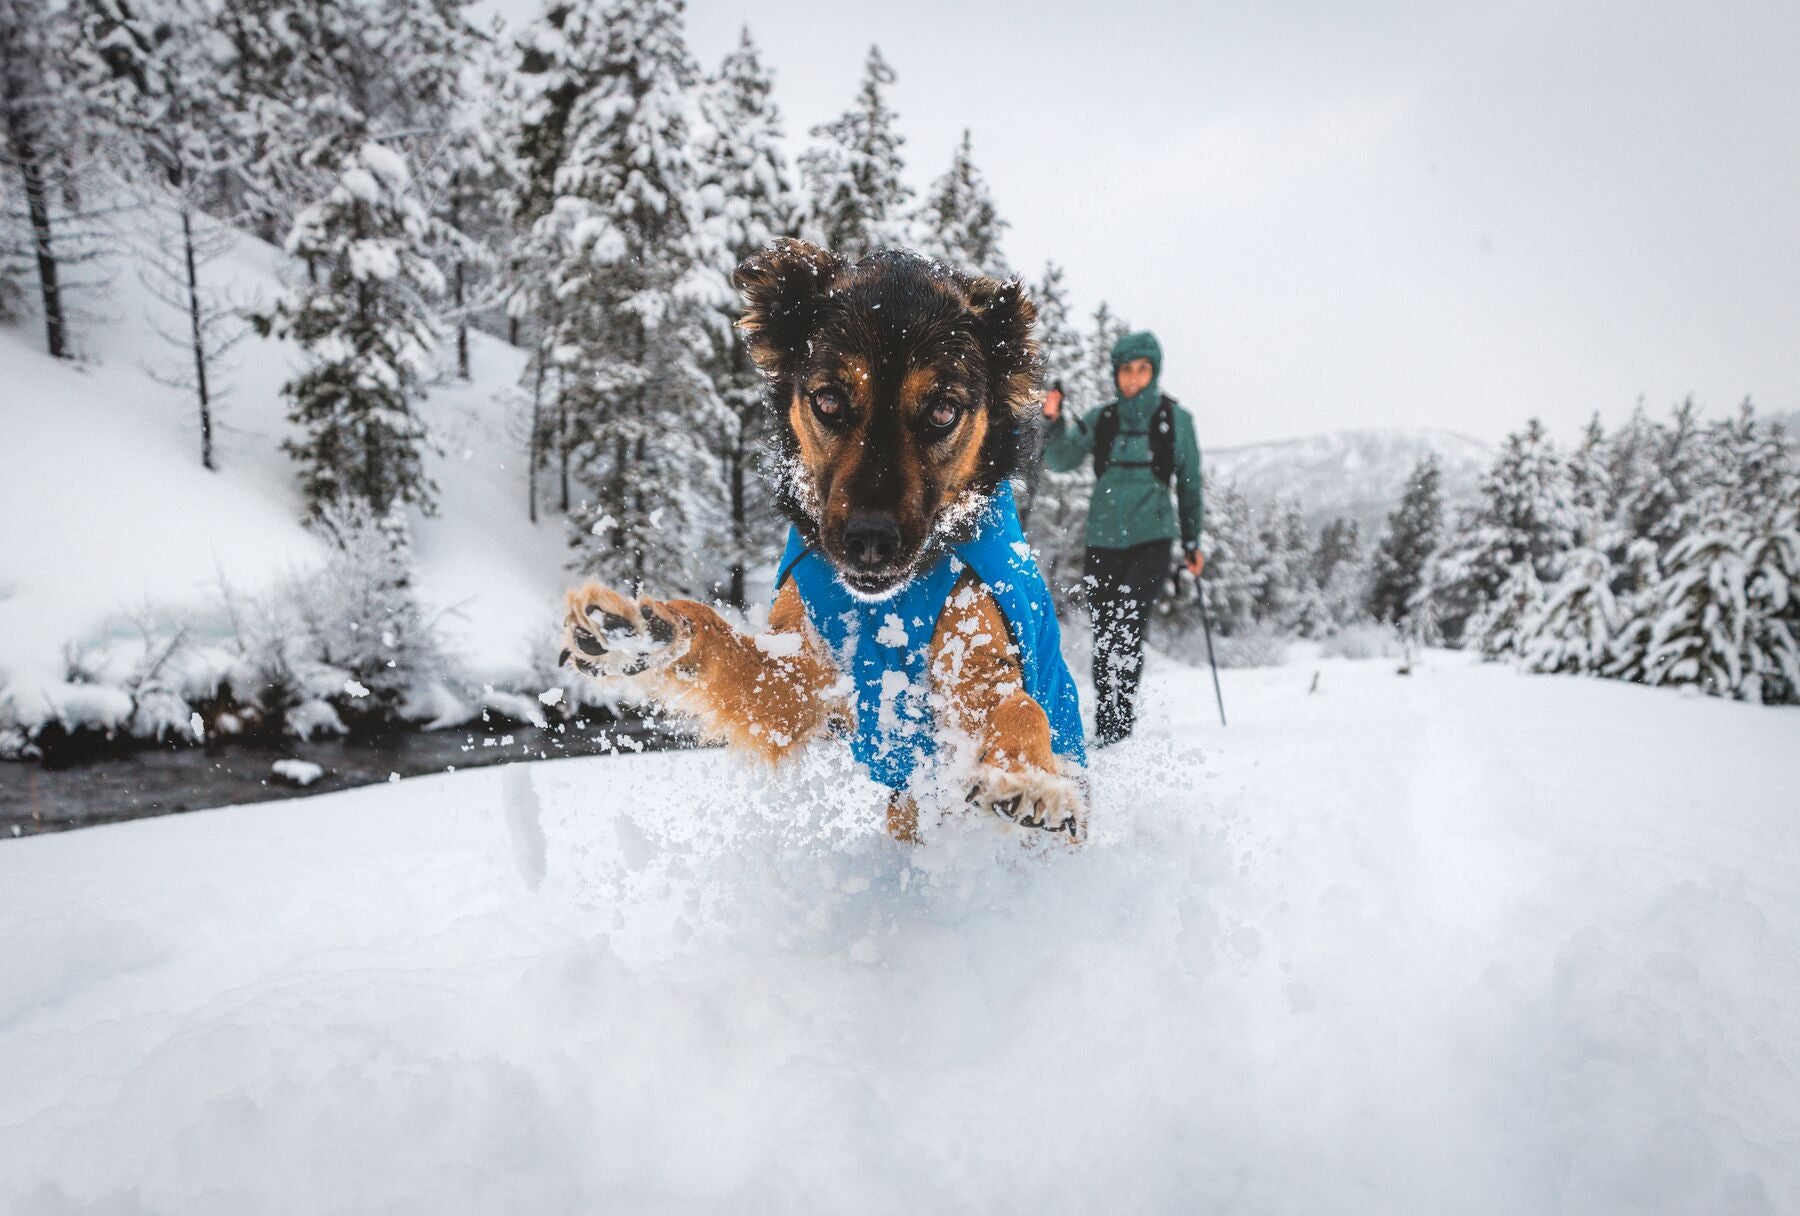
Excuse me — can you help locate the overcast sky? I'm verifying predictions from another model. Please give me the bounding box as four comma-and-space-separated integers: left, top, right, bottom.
494, 0, 1800, 447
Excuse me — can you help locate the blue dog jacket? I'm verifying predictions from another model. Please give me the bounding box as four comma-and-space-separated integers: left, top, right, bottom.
775, 483, 1087, 790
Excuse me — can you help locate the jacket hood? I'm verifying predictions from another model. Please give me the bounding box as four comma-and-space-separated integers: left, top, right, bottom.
1110, 330, 1162, 377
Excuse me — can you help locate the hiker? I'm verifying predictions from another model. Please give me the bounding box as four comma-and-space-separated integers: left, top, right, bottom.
1041, 330, 1203, 745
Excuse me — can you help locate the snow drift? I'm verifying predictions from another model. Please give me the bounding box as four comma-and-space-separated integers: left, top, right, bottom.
3, 652, 1797, 1215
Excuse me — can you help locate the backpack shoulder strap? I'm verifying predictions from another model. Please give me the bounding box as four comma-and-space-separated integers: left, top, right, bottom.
1150, 396, 1178, 485
1092, 402, 1121, 477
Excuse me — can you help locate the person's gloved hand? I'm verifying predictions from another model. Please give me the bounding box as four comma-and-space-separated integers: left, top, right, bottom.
1184, 546, 1206, 577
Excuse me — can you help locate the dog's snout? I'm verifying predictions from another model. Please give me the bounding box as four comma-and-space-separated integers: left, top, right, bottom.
843, 512, 902, 569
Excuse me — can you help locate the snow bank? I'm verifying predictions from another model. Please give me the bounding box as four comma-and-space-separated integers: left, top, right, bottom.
2, 654, 1797, 1214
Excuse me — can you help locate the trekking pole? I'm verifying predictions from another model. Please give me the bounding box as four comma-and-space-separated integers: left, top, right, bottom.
1195, 574, 1227, 727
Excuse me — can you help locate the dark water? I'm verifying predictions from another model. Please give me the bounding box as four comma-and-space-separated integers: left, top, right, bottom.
0, 718, 698, 837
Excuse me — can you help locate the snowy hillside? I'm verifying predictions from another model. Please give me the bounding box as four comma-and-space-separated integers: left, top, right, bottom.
1207, 427, 1492, 534
0, 226, 569, 695
4, 649, 1797, 1215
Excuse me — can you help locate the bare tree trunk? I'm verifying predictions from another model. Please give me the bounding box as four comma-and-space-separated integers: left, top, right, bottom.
454, 259, 470, 381
9, 124, 67, 359
180, 206, 215, 471
558, 394, 572, 514
728, 422, 747, 608
526, 339, 548, 524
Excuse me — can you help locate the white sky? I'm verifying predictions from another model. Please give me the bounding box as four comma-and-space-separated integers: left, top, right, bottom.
493, 0, 1800, 447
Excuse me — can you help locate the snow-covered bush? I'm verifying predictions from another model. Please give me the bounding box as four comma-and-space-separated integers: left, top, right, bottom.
1318, 622, 1405, 660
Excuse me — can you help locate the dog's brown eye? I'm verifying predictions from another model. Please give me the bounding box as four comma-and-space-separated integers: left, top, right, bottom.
924, 399, 961, 433
809, 386, 848, 423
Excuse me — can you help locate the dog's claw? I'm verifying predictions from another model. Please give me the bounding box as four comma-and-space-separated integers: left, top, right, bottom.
967, 766, 1087, 841
645, 610, 676, 645
562, 583, 690, 680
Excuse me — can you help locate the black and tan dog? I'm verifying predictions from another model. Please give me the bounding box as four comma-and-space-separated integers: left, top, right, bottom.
560, 240, 1086, 841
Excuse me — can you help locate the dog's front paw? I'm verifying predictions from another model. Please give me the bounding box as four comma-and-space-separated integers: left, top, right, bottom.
560, 583, 689, 678
966, 764, 1087, 841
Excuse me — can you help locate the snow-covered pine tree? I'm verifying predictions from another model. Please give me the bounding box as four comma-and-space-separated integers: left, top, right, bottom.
2, 0, 96, 358
207, 0, 478, 245
1195, 479, 1269, 636
1079, 299, 1131, 407
1256, 502, 1318, 635
1022, 262, 1091, 591
274, 138, 444, 516
1313, 516, 1366, 633
548, 0, 723, 594
1366, 455, 1445, 629
912, 129, 1008, 277
1417, 419, 1576, 651
1640, 519, 1752, 697
695, 26, 799, 605
79, 0, 247, 469
1740, 490, 1800, 705
799, 45, 909, 259
1521, 546, 1620, 674
503, 0, 616, 518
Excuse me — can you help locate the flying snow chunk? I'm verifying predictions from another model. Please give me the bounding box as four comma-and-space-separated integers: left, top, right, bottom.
345, 679, 370, 699
270, 759, 324, 787
538, 687, 566, 707
188, 712, 205, 742
876, 614, 909, 648
754, 633, 804, 659
590, 513, 617, 537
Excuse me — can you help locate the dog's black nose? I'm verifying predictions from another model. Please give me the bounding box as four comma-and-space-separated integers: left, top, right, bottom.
843, 513, 902, 568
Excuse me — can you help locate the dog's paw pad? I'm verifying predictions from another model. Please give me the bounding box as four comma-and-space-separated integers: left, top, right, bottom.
966, 766, 1087, 841
561, 584, 688, 678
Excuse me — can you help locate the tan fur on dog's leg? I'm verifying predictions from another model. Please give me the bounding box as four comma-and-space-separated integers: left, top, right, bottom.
637, 583, 846, 763
931, 572, 1086, 837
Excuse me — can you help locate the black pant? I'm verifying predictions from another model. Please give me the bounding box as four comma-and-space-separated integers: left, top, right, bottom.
1086, 540, 1172, 744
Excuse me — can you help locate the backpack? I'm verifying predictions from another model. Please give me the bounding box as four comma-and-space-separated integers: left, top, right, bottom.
1093, 395, 1179, 484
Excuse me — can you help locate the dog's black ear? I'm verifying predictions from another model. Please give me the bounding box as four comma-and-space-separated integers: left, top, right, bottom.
733, 239, 845, 380
967, 276, 1040, 416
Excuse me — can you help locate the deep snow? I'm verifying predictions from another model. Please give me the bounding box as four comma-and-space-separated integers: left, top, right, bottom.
3, 650, 1797, 1215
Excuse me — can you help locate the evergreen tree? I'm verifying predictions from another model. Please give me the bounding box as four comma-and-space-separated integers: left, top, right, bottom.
546, 0, 721, 593
1366, 456, 1443, 628
1641, 520, 1752, 697
1417, 419, 1576, 649
1740, 495, 1800, 705
1195, 480, 1268, 636
1256, 502, 1318, 635
211, 0, 477, 243
504, 0, 617, 517
1521, 546, 1620, 674
2, 0, 88, 358
272, 139, 444, 516
696, 25, 797, 605
799, 45, 909, 258
1022, 260, 1072, 528
912, 129, 1008, 276
1314, 517, 1366, 632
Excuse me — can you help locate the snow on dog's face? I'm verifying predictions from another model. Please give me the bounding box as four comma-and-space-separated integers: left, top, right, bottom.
734, 240, 1039, 598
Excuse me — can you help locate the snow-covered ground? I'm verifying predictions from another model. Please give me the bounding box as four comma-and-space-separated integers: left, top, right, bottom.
0, 224, 568, 697
4, 650, 1797, 1215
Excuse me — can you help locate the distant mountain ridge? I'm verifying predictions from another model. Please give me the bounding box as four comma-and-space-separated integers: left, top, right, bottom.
1204, 427, 1493, 537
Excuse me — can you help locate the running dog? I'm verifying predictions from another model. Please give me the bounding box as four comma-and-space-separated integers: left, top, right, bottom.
560, 240, 1088, 841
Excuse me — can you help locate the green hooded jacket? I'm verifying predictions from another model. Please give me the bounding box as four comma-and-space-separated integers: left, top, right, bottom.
1042, 330, 1203, 551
